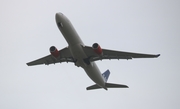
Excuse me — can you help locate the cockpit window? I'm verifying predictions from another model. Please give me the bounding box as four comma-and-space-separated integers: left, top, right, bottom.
58, 22, 63, 27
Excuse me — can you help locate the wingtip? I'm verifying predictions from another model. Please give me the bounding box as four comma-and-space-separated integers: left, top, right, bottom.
26, 62, 32, 66
157, 54, 160, 57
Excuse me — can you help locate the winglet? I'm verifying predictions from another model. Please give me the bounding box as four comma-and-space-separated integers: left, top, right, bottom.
157, 54, 160, 57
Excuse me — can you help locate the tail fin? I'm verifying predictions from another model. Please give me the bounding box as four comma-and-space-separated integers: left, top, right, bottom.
102, 69, 110, 82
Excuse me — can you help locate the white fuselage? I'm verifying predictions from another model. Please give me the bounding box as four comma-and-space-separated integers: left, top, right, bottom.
55, 13, 106, 88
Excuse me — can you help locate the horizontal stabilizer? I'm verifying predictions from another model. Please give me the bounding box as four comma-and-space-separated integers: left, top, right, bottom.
86, 84, 102, 90
105, 83, 128, 88
86, 83, 128, 90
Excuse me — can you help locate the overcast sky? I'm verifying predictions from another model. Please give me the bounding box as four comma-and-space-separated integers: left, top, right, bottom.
0, 0, 180, 109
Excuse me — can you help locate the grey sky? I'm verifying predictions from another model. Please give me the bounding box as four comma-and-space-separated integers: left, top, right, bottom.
0, 0, 180, 109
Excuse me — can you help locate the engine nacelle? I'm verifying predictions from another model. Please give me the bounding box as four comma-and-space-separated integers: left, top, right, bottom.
92, 43, 103, 55
49, 46, 60, 58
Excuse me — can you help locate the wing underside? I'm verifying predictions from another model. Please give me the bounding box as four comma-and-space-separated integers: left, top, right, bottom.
83, 46, 160, 62
27, 47, 75, 66
27, 45, 160, 66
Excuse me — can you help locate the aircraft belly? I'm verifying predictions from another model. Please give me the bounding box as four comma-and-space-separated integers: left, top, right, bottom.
84, 62, 105, 87
57, 16, 83, 46
56, 13, 105, 88
69, 44, 105, 87
69, 44, 87, 67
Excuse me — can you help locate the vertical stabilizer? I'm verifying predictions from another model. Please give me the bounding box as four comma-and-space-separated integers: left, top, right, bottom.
102, 70, 110, 82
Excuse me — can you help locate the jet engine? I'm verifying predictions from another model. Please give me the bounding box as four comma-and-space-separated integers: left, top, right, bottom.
49, 46, 60, 58
92, 43, 103, 55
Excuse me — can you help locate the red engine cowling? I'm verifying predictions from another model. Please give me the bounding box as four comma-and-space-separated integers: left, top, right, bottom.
92, 43, 103, 55
49, 46, 60, 58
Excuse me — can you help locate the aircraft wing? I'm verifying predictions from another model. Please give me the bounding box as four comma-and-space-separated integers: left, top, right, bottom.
27, 47, 75, 66
83, 46, 160, 62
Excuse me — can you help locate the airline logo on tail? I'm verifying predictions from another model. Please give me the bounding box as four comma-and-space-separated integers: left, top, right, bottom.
102, 70, 110, 82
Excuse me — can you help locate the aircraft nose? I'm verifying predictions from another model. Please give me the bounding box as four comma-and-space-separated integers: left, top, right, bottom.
55, 12, 63, 17
55, 13, 64, 28
55, 13, 63, 22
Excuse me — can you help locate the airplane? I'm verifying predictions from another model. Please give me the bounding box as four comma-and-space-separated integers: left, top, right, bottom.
27, 12, 160, 90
